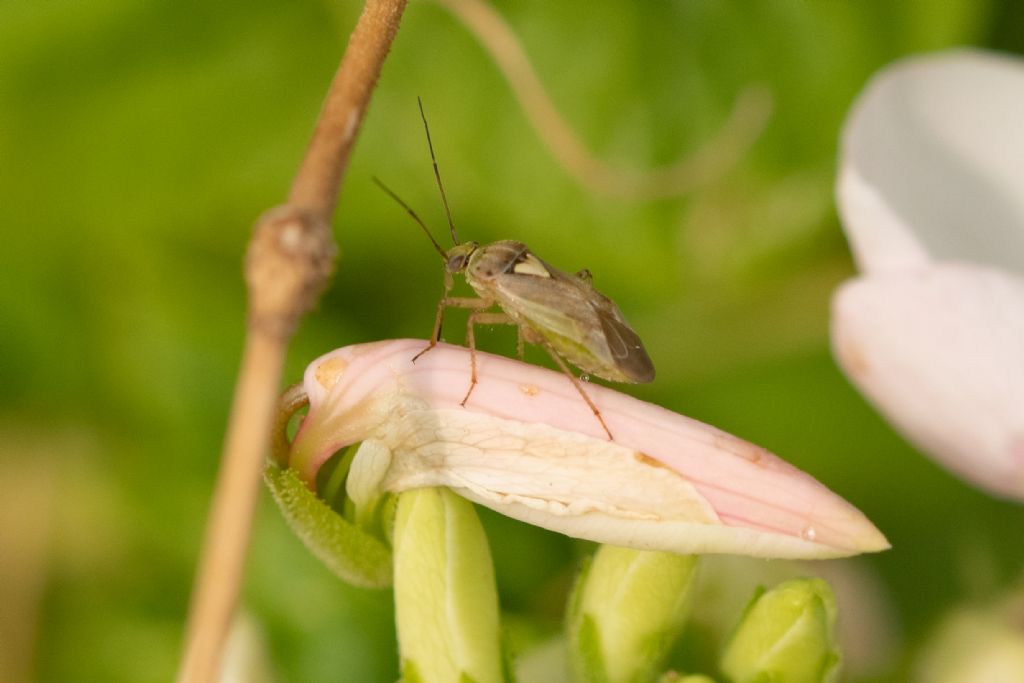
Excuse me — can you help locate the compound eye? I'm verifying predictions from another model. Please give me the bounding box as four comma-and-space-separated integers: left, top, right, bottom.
446, 253, 468, 272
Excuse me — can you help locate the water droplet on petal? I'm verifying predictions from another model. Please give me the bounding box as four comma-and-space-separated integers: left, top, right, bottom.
801, 526, 818, 542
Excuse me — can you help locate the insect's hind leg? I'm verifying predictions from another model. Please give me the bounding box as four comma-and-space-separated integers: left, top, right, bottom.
541, 346, 614, 440
461, 310, 516, 406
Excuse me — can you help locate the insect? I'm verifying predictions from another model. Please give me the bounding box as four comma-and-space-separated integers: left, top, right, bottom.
374, 99, 655, 439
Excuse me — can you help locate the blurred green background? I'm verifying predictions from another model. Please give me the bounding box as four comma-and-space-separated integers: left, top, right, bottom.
3, 0, 1024, 681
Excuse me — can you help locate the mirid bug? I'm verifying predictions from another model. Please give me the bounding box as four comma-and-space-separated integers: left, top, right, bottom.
375, 99, 655, 439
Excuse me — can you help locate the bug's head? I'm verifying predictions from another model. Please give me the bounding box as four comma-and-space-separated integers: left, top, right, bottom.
444, 242, 478, 274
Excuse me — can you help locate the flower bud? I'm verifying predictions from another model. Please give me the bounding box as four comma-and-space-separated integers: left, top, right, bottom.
285, 340, 887, 560
393, 488, 503, 683
720, 578, 839, 683
568, 546, 699, 683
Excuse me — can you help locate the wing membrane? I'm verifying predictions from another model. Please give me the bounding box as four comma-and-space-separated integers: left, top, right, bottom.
489, 257, 654, 383
595, 305, 655, 382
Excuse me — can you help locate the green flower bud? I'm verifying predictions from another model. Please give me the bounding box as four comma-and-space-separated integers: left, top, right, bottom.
393, 488, 503, 683
720, 578, 839, 683
568, 546, 699, 683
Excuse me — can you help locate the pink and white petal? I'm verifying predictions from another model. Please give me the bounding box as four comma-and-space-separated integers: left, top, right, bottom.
290, 339, 888, 559
839, 50, 1024, 275
832, 263, 1024, 500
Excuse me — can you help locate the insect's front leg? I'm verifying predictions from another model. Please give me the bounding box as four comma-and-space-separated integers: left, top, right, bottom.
413, 273, 488, 362
461, 310, 515, 406
413, 272, 454, 362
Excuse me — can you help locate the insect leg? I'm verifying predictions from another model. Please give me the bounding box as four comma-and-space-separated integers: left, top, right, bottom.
460, 311, 515, 406
516, 326, 525, 361
413, 272, 455, 363
541, 346, 614, 440
414, 294, 491, 363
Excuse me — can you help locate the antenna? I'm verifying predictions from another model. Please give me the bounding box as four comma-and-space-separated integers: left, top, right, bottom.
417, 97, 459, 245
372, 176, 447, 261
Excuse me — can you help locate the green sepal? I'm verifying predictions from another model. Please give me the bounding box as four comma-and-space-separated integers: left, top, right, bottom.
568, 547, 699, 683
720, 578, 840, 683
575, 615, 610, 683
402, 661, 423, 683
566, 554, 609, 682
498, 627, 520, 683
264, 464, 392, 588
343, 440, 395, 541
315, 443, 359, 511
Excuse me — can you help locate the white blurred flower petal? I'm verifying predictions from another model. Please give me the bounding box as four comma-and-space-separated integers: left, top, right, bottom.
834, 49, 1024, 500
839, 50, 1024, 275
833, 263, 1024, 499
290, 339, 888, 559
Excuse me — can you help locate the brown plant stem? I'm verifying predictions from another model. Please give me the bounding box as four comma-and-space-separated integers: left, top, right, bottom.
290, 0, 409, 217
176, 1, 407, 681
